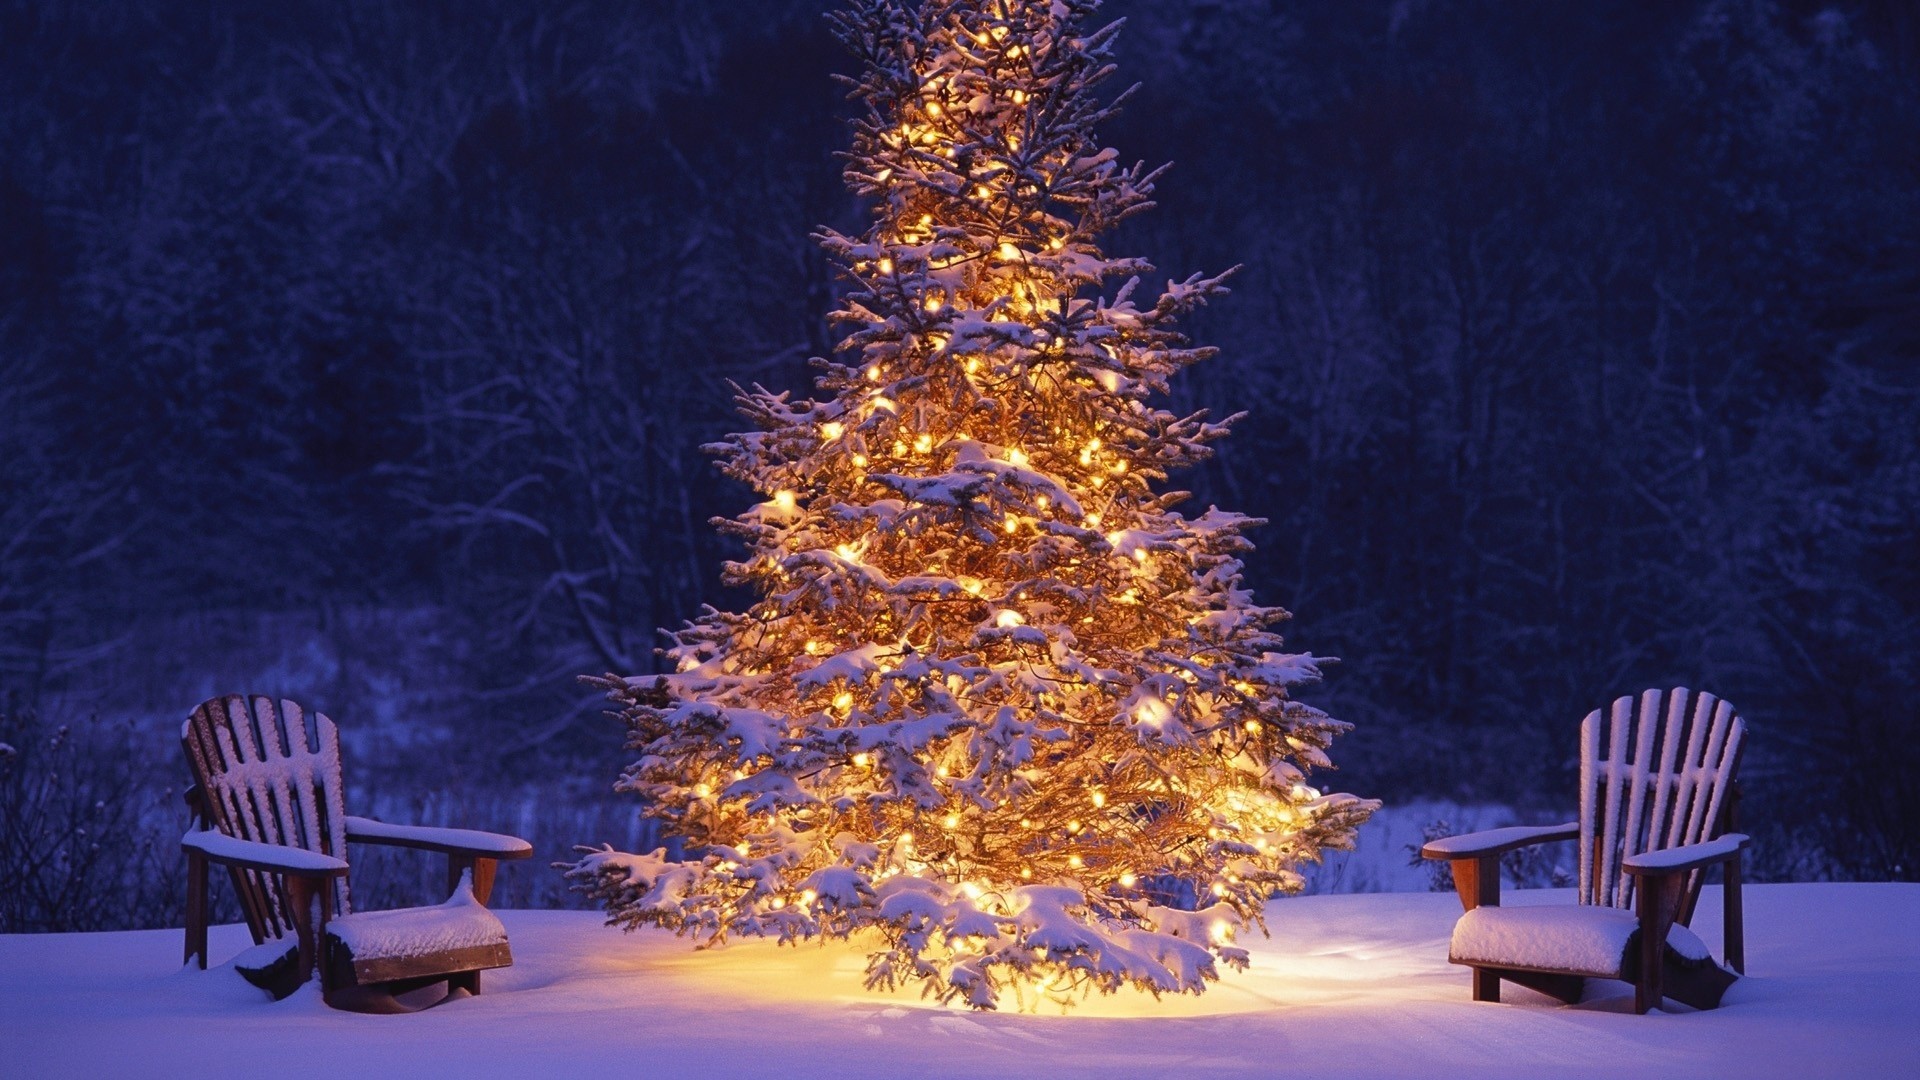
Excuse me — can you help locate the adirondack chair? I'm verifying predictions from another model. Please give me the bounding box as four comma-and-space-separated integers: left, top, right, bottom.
181, 694, 534, 1012
1421, 688, 1748, 1013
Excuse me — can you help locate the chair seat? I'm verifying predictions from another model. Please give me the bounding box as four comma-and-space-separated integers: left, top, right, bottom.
328, 883, 510, 968
1451, 904, 1710, 978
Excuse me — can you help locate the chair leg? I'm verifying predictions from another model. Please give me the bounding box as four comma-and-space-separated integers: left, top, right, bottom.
184, 849, 209, 969
1724, 855, 1745, 975
1635, 873, 1684, 1014
286, 877, 320, 988
1471, 967, 1501, 1003
448, 970, 481, 996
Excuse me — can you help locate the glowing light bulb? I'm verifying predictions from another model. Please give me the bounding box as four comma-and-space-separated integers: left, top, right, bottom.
1210, 920, 1232, 945
852, 453, 868, 468
770, 897, 786, 910
1066, 819, 1082, 834
867, 364, 883, 381
1090, 790, 1106, 808
914, 433, 934, 453
1244, 719, 1261, 733
960, 881, 983, 900
976, 185, 992, 200
1133, 698, 1171, 727
1012, 89, 1027, 104
1079, 447, 1093, 465
1006, 448, 1028, 467
998, 242, 1019, 261
1133, 547, 1147, 563
1048, 235, 1063, 250
694, 783, 712, 798
1003, 516, 1019, 534
925, 101, 942, 117
833, 691, 854, 712
877, 257, 893, 275
853, 752, 871, 768
821, 421, 844, 440
965, 357, 981, 374
1211, 882, 1228, 898
1020, 867, 1032, 879
924, 295, 942, 313
802, 889, 818, 905
1035, 495, 1049, 510
836, 543, 858, 561
1019, 818, 1033, 828
1068, 854, 1084, 868
1085, 513, 1101, 527
1118, 872, 1137, 888
943, 813, 960, 830
772, 490, 797, 512
995, 609, 1023, 628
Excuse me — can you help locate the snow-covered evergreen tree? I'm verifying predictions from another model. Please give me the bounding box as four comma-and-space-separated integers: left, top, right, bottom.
569, 0, 1376, 1010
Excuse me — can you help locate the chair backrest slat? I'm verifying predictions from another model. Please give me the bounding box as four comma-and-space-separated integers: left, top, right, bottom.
1577, 707, 1602, 908
182, 694, 353, 942
1578, 688, 1744, 918
1612, 688, 1663, 905
1596, 696, 1631, 906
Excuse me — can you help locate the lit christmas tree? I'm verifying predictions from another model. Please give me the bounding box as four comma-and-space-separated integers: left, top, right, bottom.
569, 0, 1376, 1010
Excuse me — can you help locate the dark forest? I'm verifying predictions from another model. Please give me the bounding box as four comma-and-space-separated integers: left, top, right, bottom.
3, 0, 1916, 930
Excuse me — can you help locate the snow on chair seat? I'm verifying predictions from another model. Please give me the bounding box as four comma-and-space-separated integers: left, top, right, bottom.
1452, 905, 1710, 979
326, 874, 511, 986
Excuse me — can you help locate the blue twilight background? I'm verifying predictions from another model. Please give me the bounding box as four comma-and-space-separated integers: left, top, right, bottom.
2, 1, 1916, 929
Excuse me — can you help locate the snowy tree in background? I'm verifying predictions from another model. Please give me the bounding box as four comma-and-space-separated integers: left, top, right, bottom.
569, 0, 1376, 1009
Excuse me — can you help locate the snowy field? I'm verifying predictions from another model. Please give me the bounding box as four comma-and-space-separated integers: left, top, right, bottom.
4, 883, 1915, 1079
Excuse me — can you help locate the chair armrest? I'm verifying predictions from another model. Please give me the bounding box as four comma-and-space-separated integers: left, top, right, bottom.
1623, 834, 1749, 876
182, 830, 349, 878
344, 816, 533, 860
1420, 821, 1579, 860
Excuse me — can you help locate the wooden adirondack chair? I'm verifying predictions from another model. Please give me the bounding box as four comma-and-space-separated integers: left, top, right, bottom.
181, 694, 534, 1012
1421, 688, 1748, 1013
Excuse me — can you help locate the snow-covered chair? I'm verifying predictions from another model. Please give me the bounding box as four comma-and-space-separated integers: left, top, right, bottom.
181, 694, 533, 1012
1421, 688, 1747, 1013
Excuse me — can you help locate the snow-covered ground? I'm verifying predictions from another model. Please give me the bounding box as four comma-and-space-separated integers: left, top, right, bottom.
4, 884, 1915, 1079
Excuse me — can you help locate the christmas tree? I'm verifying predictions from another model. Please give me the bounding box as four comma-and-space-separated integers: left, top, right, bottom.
569, 0, 1376, 1010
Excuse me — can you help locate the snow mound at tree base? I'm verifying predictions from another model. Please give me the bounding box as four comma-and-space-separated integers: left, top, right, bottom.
3, 884, 1915, 1079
